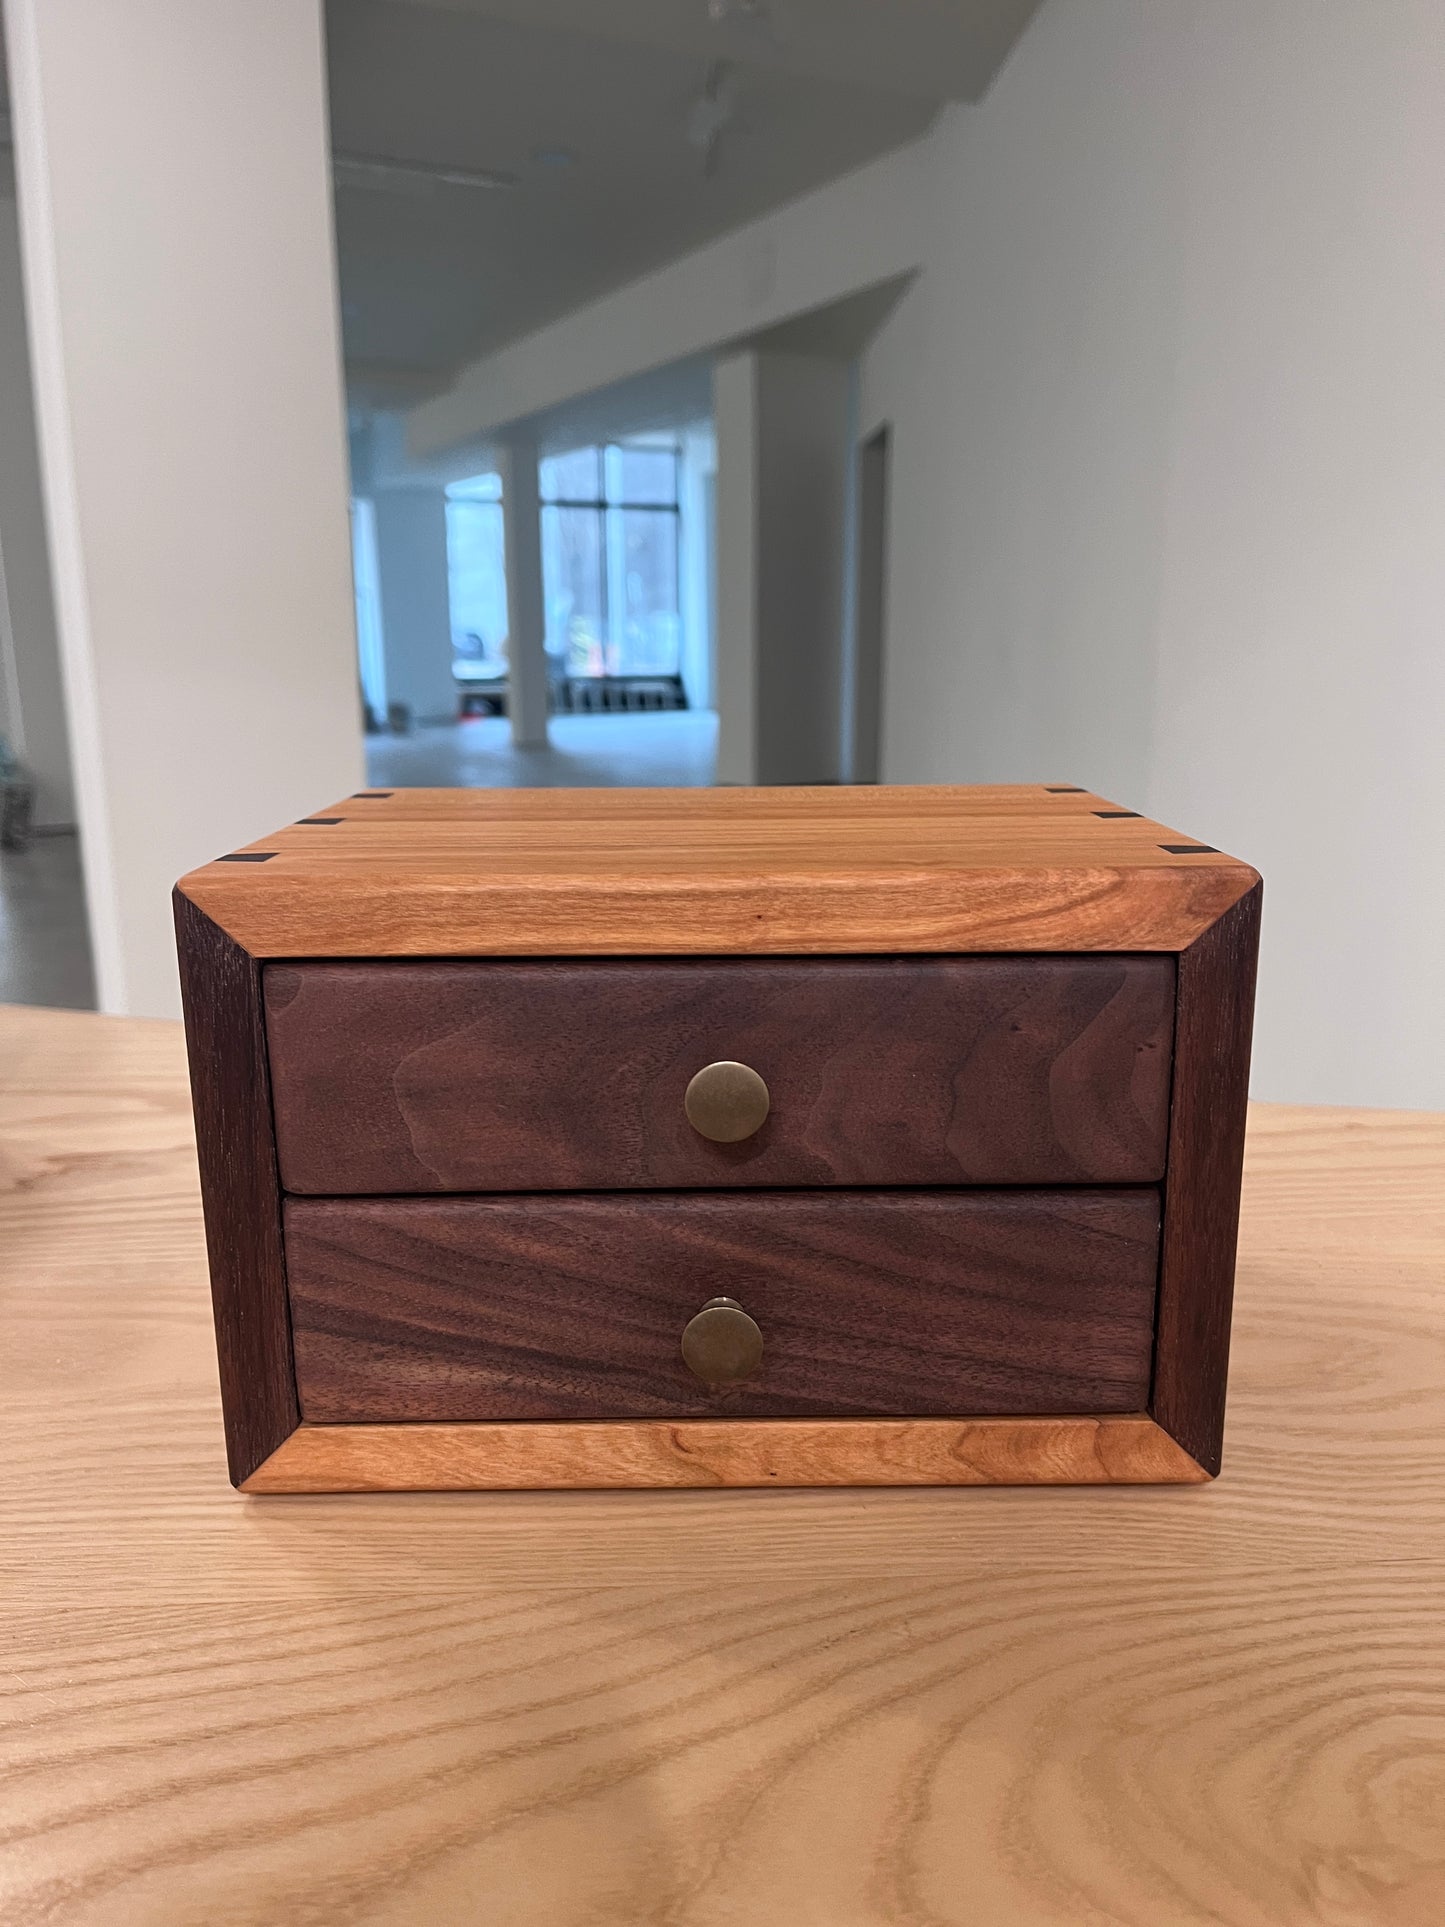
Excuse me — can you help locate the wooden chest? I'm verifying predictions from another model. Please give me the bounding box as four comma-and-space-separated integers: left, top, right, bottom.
174, 783, 1260, 1493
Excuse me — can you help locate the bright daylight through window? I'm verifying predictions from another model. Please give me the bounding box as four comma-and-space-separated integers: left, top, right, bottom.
444, 442, 684, 706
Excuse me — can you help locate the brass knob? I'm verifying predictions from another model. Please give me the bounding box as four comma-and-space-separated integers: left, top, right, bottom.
681, 1297, 763, 1385
684, 1060, 770, 1142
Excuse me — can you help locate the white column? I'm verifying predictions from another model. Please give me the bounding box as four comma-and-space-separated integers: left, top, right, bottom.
371, 485, 457, 727
713, 348, 851, 786
676, 425, 716, 713
712, 353, 759, 785
4, 0, 363, 1017
497, 433, 549, 749
0, 193, 72, 827
753, 351, 851, 786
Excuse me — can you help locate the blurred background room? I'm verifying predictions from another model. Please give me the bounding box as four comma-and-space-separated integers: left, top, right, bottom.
0, 0, 1442, 1112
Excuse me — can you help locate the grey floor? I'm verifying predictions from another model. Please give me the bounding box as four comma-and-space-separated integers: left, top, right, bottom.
0, 830, 96, 1010
366, 709, 718, 789
0, 714, 717, 1015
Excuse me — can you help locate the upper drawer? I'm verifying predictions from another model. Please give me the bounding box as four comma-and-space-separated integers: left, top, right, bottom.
264, 955, 1174, 1194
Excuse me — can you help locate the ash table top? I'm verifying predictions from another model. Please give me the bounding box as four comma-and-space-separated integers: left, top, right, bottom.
2, 1002, 1442, 1925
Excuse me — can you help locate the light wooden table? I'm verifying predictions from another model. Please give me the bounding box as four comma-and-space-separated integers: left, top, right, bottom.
3, 1004, 1443, 1926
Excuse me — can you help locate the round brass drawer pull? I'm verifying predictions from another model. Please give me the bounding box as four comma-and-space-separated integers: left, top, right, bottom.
684, 1060, 770, 1142
681, 1297, 764, 1385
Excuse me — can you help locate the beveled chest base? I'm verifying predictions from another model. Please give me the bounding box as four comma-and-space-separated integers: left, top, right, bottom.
242, 1414, 1210, 1492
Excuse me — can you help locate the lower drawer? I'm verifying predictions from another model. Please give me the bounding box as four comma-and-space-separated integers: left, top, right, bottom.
286, 1189, 1160, 1422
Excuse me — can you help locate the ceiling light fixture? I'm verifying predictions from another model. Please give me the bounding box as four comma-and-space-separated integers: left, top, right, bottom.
331, 151, 518, 194
686, 61, 737, 177
706, 0, 767, 24
705, 0, 786, 51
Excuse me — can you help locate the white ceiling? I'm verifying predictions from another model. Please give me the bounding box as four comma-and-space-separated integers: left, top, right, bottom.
327, 0, 1042, 405
405, 0, 1042, 101
371, 272, 919, 488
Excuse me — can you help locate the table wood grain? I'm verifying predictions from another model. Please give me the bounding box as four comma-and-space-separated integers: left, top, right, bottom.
3, 1003, 1443, 1926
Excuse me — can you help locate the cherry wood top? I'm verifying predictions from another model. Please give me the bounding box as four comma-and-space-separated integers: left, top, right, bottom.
176, 783, 1259, 956
9, 1004, 1443, 1924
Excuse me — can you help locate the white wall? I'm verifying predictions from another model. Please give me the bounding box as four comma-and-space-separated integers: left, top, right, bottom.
495, 433, 550, 750
5, 0, 363, 1017
370, 486, 456, 726
0, 192, 73, 827
409, 141, 927, 458
713, 349, 851, 785
712, 354, 759, 785
865, 0, 1445, 1109
420, 0, 1441, 1107
753, 352, 851, 786
9, 0, 1434, 1098
676, 424, 716, 713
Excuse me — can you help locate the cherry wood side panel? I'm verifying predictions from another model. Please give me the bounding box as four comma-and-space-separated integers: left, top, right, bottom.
264, 955, 1176, 1194
172, 891, 297, 1486
1152, 881, 1263, 1476
285, 1188, 1161, 1423
242, 1414, 1209, 1491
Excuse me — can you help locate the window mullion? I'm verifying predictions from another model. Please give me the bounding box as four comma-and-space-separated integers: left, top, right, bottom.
599, 504, 612, 670
606, 500, 627, 672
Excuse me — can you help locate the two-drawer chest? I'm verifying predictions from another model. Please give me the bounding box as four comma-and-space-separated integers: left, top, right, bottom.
174, 783, 1261, 1493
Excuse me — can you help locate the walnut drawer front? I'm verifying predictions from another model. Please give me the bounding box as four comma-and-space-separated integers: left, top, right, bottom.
264, 956, 1175, 1194
285, 1188, 1161, 1423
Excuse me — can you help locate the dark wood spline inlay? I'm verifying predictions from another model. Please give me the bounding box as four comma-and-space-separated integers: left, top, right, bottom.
218, 852, 277, 862
1096, 811, 1141, 819
1045, 785, 1086, 793
351, 791, 393, 798
298, 817, 343, 825
1159, 844, 1219, 855
286, 1188, 1162, 1424
264, 954, 1176, 1195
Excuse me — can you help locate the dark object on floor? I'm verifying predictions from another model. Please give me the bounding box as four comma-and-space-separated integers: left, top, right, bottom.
456, 673, 690, 720
0, 737, 35, 852
557, 673, 686, 713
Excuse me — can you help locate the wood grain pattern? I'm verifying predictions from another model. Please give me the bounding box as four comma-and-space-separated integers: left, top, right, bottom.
4, 1005, 1445, 1924
175, 782, 1259, 957
171, 891, 296, 1485
244, 1414, 1205, 1491
265, 955, 1176, 1194
1152, 880, 1263, 1474
285, 1189, 1161, 1422
308, 784, 1133, 818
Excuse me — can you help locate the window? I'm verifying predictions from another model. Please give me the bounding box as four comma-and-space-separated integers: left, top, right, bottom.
540, 442, 682, 679
349, 498, 386, 722
445, 472, 507, 674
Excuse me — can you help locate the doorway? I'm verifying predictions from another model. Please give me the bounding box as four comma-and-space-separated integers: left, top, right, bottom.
849, 424, 889, 785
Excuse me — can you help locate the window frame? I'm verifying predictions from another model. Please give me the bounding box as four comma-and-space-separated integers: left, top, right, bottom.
541, 442, 683, 678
